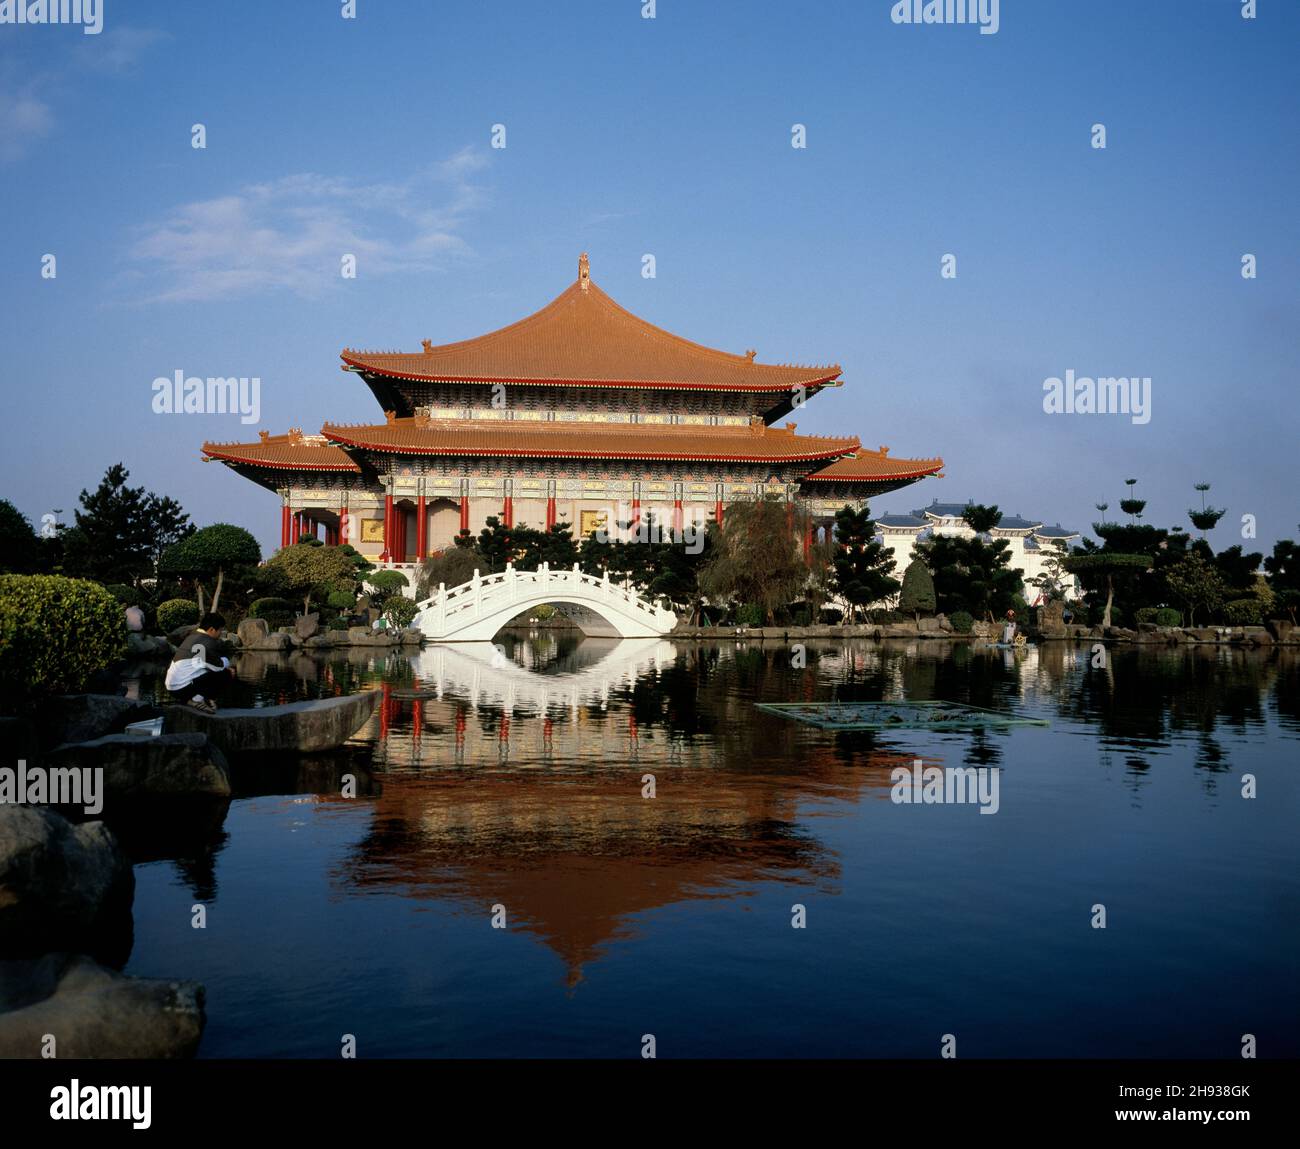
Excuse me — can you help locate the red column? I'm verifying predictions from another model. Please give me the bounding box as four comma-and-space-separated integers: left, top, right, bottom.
381, 494, 393, 561
715, 499, 724, 527
545, 496, 556, 530
460, 495, 470, 535
631, 498, 641, 528
416, 494, 427, 560
503, 496, 514, 528
338, 506, 348, 547
281, 504, 290, 548
394, 507, 406, 563
672, 498, 683, 535
291, 511, 302, 544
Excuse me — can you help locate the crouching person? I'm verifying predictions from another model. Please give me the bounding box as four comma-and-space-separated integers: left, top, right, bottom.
165, 612, 235, 712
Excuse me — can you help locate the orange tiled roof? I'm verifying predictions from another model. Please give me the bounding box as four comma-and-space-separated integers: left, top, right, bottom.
321, 416, 860, 464
340, 256, 841, 392
801, 447, 944, 483
203, 430, 362, 471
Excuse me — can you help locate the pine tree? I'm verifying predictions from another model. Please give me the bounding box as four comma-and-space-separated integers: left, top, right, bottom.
830, 504, 899, 622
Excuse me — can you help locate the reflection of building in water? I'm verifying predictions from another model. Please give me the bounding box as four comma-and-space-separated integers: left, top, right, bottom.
328, 638, 918, 986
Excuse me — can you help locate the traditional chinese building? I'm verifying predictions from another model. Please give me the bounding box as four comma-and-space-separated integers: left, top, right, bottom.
202, 254, 943, 571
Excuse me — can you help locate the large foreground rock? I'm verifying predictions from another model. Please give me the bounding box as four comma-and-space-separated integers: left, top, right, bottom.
0, 953, 204, 1058
0, 805, 133, 953
34, 694, 154, 750
162, 690, 381, 754
45, 733, 231, 800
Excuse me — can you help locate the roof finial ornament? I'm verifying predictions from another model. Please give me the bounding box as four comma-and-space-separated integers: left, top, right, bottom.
744, 349, 756, 363
421, 339, 433, 353
578, 251, 590, 290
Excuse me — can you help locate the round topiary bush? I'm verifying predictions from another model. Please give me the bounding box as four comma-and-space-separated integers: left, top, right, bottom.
1222, 598, 1263, 626
1154, 607, 1182, 628
156, 598, 200, 634
385, 596, 418, 629
949, 610, 974, 634
734, 603, 763, 626
103, 582, 144, 607
326, 616, 351, 632
0, 574, 127, 696
249, 596, 295, 629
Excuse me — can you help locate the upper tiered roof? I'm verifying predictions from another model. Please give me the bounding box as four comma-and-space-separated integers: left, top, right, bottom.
320, 415, 860, 465
340, 253, 842, 394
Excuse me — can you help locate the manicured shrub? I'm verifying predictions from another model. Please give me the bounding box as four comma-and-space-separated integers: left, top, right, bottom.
384, 596, 418, 629
0, 574, 126, 696
326, 616, 351, 632
103, 582, 144, 607
1155, 607, 1182, 628
156, 598, 200, 633
734, 603, 763, 626
1222, 598, 1264, 626
249, 596, 296, 629
326, 589, 354, 611
949, 610, 974, 634
366, 570, 409, 605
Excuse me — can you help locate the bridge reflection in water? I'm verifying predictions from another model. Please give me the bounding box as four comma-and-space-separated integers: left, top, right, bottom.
325, 636, 913, 987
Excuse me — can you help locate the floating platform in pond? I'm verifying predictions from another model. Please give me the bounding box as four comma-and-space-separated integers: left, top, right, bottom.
754, 700, 1050, 731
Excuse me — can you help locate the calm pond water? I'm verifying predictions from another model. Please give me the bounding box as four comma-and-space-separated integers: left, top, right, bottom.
117, 637, 1299, 1059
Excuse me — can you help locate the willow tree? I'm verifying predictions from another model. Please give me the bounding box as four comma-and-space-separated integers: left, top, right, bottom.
698, 497, 811, 625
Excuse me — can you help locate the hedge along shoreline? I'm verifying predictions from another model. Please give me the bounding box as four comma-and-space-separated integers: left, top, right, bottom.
0, 574, 127, 698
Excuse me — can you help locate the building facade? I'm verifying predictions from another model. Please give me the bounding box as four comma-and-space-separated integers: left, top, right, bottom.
876, 500, 1082, 602
203, 255, 943, 573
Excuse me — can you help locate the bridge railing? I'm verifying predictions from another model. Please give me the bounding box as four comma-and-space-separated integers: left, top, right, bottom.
415, 562, 677, 635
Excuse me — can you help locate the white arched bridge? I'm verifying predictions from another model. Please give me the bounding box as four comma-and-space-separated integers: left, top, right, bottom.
412, 562, 680, 641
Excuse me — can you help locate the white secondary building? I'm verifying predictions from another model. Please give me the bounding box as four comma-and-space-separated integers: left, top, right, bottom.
876, 500, 1082, 604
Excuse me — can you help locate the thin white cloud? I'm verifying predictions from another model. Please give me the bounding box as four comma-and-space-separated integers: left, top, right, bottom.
0, 25, 165, 162
126, 149, 490, 303
0, 87, 54, 162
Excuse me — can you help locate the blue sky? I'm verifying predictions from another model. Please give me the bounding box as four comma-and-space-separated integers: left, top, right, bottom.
2, 0, 1296, 556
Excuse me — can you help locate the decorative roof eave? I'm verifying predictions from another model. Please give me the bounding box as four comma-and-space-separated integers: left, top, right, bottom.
320, 428, 858, 466
202, 443, 362, 472
802, 457, 945, 483
340, 358, 842, 394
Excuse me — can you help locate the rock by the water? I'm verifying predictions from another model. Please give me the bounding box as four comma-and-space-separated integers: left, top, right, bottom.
0, 953, 204, 1058
237, 617, 269, 645
34, 694, 153, 750
161, 690, 381, 754
0, 805, 133, 953
45, 733, 232, 800
347, 626, 395, 646
125, 631, 172, 658
294, 612, 320, 640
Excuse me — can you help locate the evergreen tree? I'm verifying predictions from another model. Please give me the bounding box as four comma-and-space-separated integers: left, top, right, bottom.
830, 504, 899, 622
897, 558, 936, 621
914, 504, 1022, 618
62, 463, 193, 585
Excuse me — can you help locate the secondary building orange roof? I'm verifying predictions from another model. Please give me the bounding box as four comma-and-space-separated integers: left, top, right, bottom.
340, 253, 841, 392
203, 430, 361, 471
801, 447, 944, 483
321, 416, 860, 464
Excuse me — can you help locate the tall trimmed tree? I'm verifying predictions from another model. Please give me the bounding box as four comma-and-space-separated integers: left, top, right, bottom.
898, 558, 936, 622
158, 523, 261, 613
830, 504, 899, 623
